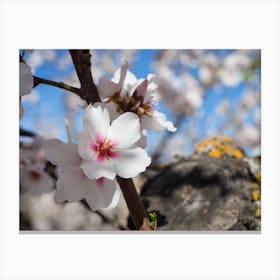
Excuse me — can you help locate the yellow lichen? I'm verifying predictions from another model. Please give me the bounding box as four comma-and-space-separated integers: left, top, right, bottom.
252, 182, 260, 190
256, 207, 261, 217
252, 190, 260, 201
255, 172, 261, 183
195, 135, 244, 159
208, 149, 223, 158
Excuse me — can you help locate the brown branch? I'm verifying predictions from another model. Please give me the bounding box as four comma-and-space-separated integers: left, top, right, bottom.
117, 177, 151, 230
69, 50, 100, 103
69, 49, 150, 230
20, 127, 36, 137
33, 76, 81, 95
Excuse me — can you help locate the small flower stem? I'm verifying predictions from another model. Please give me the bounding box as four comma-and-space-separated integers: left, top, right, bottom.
33, 76, 81, 95
116, 177, 151, 230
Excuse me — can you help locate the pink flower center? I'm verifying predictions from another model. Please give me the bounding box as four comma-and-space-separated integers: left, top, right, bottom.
28, 170, 41, 181
91, 136, 117, 161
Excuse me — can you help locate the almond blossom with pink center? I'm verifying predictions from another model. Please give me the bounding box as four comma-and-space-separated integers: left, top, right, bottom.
96, 62, 176, 132
78, 104, 151, 180
44, 119, 121, 211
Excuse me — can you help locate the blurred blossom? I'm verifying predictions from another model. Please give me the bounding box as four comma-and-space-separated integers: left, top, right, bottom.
42, 49, 56, 61
218, 67, 243, 87
218, 51, 251, 87
22, 89, 40, 105
20, 136, 52, 196
57, 52, 72, 71
36, 119, 61, 139
62, 72, 80, 87
240, 89, 259, 109
20, 62, 33, 97
199, 66, 214, 85
166, 135, 185, 158
235, 124, 260, 147
20, 62, 34, 119
20, 163, 53, 195
119, 49, 137, 65
27, 51, 44, 70
215, 99, 230, 116
100, 54, 117, 73
27, 49, 56, 73
223, 51, 250, 68
156, 65, 203, 115
198, 52, 219, 85
64, 92, 87, 111
20, 136, 47, 165
20, 192, 107, 230
254, 108, 261, 126
201, 52, 219, 67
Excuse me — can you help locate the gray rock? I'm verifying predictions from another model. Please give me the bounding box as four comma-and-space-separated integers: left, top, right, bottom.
140, 155, 261, 231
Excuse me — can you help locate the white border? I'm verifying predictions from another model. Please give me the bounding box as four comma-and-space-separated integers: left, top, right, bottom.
1, 1, 279, 279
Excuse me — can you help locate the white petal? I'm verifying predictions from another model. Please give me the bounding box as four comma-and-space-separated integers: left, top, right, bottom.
54, 167, 87, 203
97, 77, 120, 100
145, 74, 160, 103
141, 111, 177, 132
113, 147, 151, 178
112, 68, 137, 89
85, 178, 121, 211
107, 112, 140, 148
82, 104, 110, 139
44, 139, 81, 167
77, 129, 95, 160
94, 102, 120, 121
81, 157, 116, 180
20, 62, 34, 96
128, 78, 147, 97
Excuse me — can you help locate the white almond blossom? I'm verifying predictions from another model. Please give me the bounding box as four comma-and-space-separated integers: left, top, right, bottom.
44, 119, 121, 211
78, 105, 151, 180
96, 63, 176, 132
20, 62, 34, 119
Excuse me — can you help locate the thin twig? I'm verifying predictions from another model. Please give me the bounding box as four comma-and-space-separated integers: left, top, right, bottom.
33, 76, 81, 95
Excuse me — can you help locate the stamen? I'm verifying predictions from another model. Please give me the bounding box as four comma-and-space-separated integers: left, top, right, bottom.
91, 137, 117, 161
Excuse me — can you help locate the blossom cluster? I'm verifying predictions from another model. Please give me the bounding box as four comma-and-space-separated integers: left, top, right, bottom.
40, 63, 176, 211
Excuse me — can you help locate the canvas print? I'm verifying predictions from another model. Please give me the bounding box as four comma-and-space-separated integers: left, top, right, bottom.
19, 49, 261, 231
